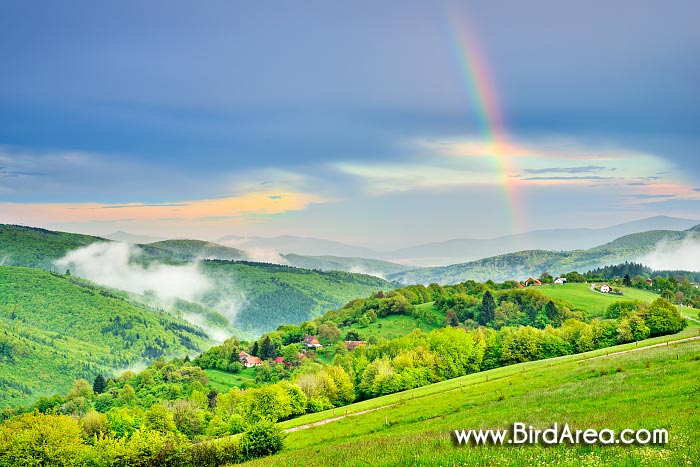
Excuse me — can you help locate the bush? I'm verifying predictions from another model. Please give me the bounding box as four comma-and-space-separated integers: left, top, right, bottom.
240, 420, 285, 458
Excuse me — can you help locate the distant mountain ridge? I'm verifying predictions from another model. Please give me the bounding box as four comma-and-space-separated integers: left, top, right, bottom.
388, 225, 700, 284
385, 216, 700, 266
215, 216, 699, 267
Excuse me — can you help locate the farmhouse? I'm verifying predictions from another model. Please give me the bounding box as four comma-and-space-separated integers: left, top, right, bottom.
345, 340, 368, 351
600, 284, 611, 293
524, 278, 542, 287
554, 277, 567, 285
647, 278, 654, 286
239, 352, 262, 367
303, 335, 323, 348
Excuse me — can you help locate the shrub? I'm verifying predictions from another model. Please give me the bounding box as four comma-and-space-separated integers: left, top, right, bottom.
240, 420, 285, 458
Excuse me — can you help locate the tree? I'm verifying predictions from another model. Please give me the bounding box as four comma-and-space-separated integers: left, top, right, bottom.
345, 330, 361, 341
259, 336, 276, 360
623, 274, 632, 287
251, 340, 259, 357
445, 309, 459, 327
318, 323, 341, 343
644, 297, 686, 337
240, 420, 285, 457
92, 374, 107, 394
0, 412, 85, 466
145, 404, 176, 433
479, 291, 496, 326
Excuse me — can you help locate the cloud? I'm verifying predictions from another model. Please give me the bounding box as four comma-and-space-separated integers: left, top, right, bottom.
522, 165, 608, 174
243, 248, 289, 265
0, 190, 327, 226
55, 242, 212, 303
640, 235, 700, 272
521, 175, 617, 181
54, 242, 248, 341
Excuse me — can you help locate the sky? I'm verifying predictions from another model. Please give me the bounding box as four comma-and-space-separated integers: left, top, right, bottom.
0, 0, 698, 249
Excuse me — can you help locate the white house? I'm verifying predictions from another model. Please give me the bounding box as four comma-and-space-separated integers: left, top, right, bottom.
600, 284, 611, 293
554, 277, 567, 285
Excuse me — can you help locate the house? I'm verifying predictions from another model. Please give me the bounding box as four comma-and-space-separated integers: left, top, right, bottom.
524, 278, 542, 287
273, 356, 284, 364
345, 340, 368, 351
600, 284, 611, 293
646, 278, 654, 286
239, 354, 262, 367
303, 335, 323, 348
554, 277, 567, 285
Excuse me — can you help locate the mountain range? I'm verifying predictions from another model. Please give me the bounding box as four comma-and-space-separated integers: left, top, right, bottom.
210, 216, 698, 267
388, 226, 700, 284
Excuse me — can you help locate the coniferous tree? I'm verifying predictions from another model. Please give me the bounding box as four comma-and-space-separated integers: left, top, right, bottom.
92, 374, 107, 394
479, 290, 496, 325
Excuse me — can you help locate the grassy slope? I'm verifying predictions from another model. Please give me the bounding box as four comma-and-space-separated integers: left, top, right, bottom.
204, 368, 257, 392
342, 302, 443, 341
240, 323, 700, 467
536, 283, 662, 316
0, 266, 214, 407
390, 229, 692, 284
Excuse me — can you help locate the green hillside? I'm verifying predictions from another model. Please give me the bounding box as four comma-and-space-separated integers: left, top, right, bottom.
390, 229, 697, 284
0, 225, 104, 270
0, 266, 214, 406
242, 336, 700, 467
283, 254, 413, 277
199, 260, 394, 333
536, 282, 661, 316
139, 239, 246, 262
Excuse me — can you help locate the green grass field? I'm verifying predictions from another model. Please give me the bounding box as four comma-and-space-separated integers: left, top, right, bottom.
205, 368, 257, 392
343, 304, 443, 341
238, 325, 700, 466
536, 282, 699, 319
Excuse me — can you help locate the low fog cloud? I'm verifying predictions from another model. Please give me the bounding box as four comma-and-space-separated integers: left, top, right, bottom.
641, 235, 700, 272
243, 248, 289, 265
349, 265, 386, 280
55, 242, 212, 305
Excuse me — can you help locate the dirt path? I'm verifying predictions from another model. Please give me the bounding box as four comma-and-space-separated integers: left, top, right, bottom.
587, 335, 700, 361
285, 404, 396, 433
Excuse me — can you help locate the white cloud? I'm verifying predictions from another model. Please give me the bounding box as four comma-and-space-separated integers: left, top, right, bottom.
55, 242, 212, 303
640, 234, 700, 272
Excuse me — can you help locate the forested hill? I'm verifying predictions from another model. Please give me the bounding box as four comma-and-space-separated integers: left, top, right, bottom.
199, 260, 395, 333
139, 239, 246, 262
0, 224, 105, 269
0, 266, 215, 406
389, 227, 700, 285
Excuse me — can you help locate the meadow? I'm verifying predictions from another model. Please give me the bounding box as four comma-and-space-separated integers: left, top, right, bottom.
240, 325, 700, 467
536, 282, 662, 317
342, 302, 443, 340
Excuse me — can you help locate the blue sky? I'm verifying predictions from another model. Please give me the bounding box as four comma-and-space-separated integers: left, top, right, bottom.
0, 0, 698, 248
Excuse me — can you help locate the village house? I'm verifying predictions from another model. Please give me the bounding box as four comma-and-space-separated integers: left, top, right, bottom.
239, 351, 262, 367
554, 277, 567, 285
303, 335, 323, 348
600, 284, 611, 293
344, 340, 368, 351
524, 278, 542, 287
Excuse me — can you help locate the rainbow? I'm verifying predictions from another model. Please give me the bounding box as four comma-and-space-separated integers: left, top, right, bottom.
444, 8, 527, 235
